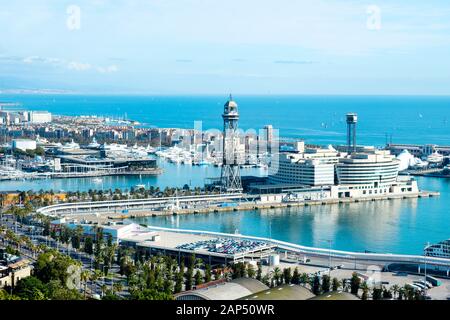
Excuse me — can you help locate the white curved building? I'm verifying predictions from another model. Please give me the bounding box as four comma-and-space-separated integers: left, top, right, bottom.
336, 150, 400, 187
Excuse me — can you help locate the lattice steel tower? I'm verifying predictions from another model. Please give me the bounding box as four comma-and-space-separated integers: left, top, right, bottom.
220, 95, 242, 192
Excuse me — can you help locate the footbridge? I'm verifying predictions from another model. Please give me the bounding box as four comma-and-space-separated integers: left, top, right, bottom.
36, 193, 246, 216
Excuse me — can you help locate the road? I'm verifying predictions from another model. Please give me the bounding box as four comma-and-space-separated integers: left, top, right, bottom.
0, 214, 129, 299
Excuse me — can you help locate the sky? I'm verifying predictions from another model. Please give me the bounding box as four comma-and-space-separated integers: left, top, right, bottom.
1, 0, 450, 95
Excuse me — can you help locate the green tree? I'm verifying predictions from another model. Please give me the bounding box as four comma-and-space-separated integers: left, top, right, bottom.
391, 284, 400, 299
361, 282, 369, 300
185, 266, 194, 291
174, 263, 184, 294
372, 287, 383, 300
247, 264, 256, 279
84, 237, 93, 255
321, 275, 331, 293
256, 264, 262, 281
382, 287, 392, 299
46, 280, 83, 300
312, 275, 321, 295
283, 268, 292, 284
332, 277, 341, 291
14, 276, 48, 300
131, 288, 173, 300
300, 273, 309, 286
194, 270, 203, 286
204, 264, 212, 283
350, 273, 361, 295
273, 267, 282, 286
292, 268, 300, 285
34, 250, 81, 285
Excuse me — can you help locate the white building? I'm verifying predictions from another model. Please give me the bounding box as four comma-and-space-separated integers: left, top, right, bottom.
29, 111, 52, 123
12, 139, 37, 151
269, 147, 339, 186
63, 221, 158, 244
336, 148, 399, 187
334, 148, 419, 198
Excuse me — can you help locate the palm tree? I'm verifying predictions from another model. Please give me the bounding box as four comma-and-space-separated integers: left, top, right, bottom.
361, 282, 369, 300
398, 287, 405, 300
390, 284, 399, 299
273, 267, 282, 286
332, 277, 342, 291
81, 270, 91, 299
113, 282, 123, 295
194, 258, 203, 270
299, 273, 309, 287
90, 269, 102, 296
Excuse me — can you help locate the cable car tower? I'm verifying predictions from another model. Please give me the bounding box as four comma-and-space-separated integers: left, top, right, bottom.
220, 95, 242, 192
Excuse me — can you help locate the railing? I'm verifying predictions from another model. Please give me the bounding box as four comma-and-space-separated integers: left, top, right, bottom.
37, 193, 244, 215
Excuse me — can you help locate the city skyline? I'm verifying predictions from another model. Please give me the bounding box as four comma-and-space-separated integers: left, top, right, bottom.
1, 1, 450, 95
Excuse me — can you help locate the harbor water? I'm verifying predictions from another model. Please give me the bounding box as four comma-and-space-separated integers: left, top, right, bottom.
1, 94, 450, 255
132, 175, 450, 256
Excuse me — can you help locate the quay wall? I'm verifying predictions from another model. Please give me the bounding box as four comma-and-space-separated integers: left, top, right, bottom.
37, 190, 440, 220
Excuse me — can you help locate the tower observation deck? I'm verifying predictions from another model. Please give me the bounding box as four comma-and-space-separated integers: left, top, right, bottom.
220, 95, 242, 192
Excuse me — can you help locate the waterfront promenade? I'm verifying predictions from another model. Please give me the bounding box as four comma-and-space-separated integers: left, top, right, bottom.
36, 190, 439, 218
34, 190, 450, 273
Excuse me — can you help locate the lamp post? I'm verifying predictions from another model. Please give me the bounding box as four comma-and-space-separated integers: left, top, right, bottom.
320, 239, 333, 277
423, 242, 429, 297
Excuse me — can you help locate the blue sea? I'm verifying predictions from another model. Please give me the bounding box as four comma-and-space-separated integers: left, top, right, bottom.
2, 94, 450, 146
1, 94, 449, 254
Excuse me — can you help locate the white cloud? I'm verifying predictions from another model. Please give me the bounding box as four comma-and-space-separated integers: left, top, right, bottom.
68, 61, 92, 71
23, 56, 41, 64
96, 65, 118, 73
19, 55, 118, 74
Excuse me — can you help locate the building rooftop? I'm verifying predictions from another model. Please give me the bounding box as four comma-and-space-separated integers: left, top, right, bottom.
176, 278, 268, 300
309, 291, 360, 300
240, 284, 315, 300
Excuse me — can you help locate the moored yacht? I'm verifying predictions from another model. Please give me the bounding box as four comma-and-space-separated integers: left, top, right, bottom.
425, 239, 450, 259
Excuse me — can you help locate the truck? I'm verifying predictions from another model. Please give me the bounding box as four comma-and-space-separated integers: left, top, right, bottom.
425, 275, 442, 287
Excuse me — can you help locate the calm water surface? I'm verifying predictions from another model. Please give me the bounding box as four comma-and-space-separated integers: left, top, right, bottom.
1, 94, 449, 254
133, 176, 450, 255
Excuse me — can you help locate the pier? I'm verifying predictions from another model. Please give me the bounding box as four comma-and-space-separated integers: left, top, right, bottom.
37, 190, 440, 220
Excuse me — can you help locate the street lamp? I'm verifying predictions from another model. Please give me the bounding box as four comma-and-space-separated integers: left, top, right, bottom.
423, 242, 429, 296
320, 239, 333, 277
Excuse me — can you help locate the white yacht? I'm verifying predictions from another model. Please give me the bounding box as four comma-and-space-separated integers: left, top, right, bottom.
60, 139, 80, 151
426, 152, 444, 164
87, 137, 100, 149
101, 142, 128, 152
130, 144, 148, 157
145, 144, 156, 154
425, 240, 450, 259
